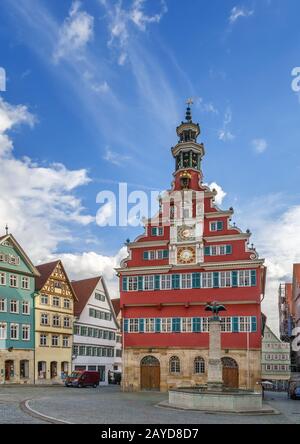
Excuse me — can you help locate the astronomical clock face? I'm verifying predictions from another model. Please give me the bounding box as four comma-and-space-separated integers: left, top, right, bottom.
177, 246, 196, 265
177, 225, 195, 242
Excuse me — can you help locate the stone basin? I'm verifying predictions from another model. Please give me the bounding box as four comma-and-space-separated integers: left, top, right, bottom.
168, 387, 263, 413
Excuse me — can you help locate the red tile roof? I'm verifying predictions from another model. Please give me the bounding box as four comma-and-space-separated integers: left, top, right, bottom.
111, 298, 120, 317
72, 276, 101, 317
35, 261, 60, 291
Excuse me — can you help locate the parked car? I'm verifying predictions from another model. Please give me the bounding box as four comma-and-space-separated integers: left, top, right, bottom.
65, 371, 100, 388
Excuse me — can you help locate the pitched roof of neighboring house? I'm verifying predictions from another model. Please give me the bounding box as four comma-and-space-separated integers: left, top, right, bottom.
35, 259, 78, 301
72, 276, 101, 317
0, 234, 40, 277
111, 298, 120, 317
35, 260, 60, 291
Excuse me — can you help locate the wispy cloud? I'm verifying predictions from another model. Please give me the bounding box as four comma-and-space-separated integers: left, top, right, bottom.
103, 147, 131, 166
195, 97, 219, 115
229, 6, 254, 24
252, 138, 268, 154
218, 107, 235, 141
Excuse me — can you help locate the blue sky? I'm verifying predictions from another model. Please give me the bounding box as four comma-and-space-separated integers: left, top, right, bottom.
1, 0, 300, 330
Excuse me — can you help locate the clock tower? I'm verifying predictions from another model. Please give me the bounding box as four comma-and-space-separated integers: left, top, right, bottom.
118, 103, 266, 393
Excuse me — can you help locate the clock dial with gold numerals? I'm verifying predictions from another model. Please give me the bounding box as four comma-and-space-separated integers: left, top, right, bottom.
177, 246, 196, 264
177, 225, 195, 242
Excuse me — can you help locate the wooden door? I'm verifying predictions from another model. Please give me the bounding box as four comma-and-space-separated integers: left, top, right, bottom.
140, 356, 160, 391
222, 358, 239, 389
5, 360, 13, 381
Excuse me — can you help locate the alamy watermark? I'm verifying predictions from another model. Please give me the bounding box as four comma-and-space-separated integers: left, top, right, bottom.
0, 67, 6, 92
291, 67, 300, 92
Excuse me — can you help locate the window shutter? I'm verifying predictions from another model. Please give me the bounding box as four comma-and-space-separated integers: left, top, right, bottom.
232, 271, 238, 287
138, 276, 143, 291
124, 319, 129, 333
139, 319, 144, 333
192, 273, 201, 289
232, 317, 239, 333
217, 221, 223, 231
151, 227, 157, 236
172, 318, 181, 333
193, 317, 201, 333
155, 275, 160, 290
143, 251, 149, 260
204, 246, 211, 256
163, 250, 169, 259
172, 274, 180, 290
226, 245, 232, 255
155, 318, 161, 333
213, 272, 219, 288
122, 277, 128, 292
251, 316, 257, 333
251, 270, 257, 287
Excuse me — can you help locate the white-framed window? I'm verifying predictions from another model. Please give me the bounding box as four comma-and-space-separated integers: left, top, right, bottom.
145, 318, 155, 333
129, 319, 139, 333
52, 335, 59, 347
40, 294, 48, 305
10, 323, 19, 340
52, 296, 60, 307
0, 298, 7, 312
219, 245, 227, 255
95, 293, 105, 302
63, 317, 71, 328
202, 318, 209, 332
265, 364, 271, 371
161, 318, 172, 333
9, 274, 18, 288
52, 315, 61, 327
0, 322, 7, 339
22, 325, 30, 341
144, 275, 155, 291
194, 357, 205, 374
181, 318, 192, 332
239, 317, 251, 332
128, 276, 138, 291
161, 275, 171, 290
63, 336, 69, 347
22, 301, 30, 315
181, 274, 192, 289
41, 313, 49, 325
238, 270, 251, 287
157, 250, 165, 260
169, 356, 180, 374
151, 227, 164, 237
0, 272, 6, 286
21, 276, 30, 290
221, 317, 232, 332
64, 298, 71, 309
211, 246, 218, 256
40, 334, 47, 346
148, 251, 156, 260
202, 273, 213, 288
220, 271, 231, 288
210, 221, 223, 232
10, 300, 19, 314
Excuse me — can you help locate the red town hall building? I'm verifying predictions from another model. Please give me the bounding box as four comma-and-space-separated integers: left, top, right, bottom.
118, 106, 267, 392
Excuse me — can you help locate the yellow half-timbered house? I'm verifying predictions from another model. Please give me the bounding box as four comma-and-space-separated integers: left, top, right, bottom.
34, 260, 77, 384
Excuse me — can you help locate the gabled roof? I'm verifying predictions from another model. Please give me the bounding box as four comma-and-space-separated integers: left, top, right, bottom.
35, 260, 78, 301
72, 276, 101, 317
0, 234, 40, 277
35, 260, 60, 291
111, 298, 120, 317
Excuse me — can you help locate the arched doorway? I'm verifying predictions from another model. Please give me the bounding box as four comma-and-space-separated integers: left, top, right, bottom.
222, 357, 239, 389
140, 356, 160, 391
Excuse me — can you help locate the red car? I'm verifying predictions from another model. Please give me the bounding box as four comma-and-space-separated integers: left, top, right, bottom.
65, 371, 100, 388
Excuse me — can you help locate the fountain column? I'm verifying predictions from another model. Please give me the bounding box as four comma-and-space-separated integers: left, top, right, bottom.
207, 317, 223, 391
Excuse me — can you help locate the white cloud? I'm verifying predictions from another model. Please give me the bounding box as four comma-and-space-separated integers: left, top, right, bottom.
252, 138, 268, 154
103, 147, 131, 166
54, 0, 94, 62
0, 97, 93, 262
218, 107, 235, 141
208, 182, 227, 206
229, 6, 254, 24
195, 97, 218, 115
130, 0, 168, 31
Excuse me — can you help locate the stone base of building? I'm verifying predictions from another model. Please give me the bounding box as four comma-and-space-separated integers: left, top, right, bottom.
122, 347, 262, 392
0, 349, 34, 385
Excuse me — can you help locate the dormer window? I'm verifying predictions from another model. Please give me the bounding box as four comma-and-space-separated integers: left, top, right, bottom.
210, 221, 224, 232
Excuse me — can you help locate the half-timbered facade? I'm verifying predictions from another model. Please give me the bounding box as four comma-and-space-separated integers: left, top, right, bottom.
35, 260, 77, 384
118, 106, 267, 392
